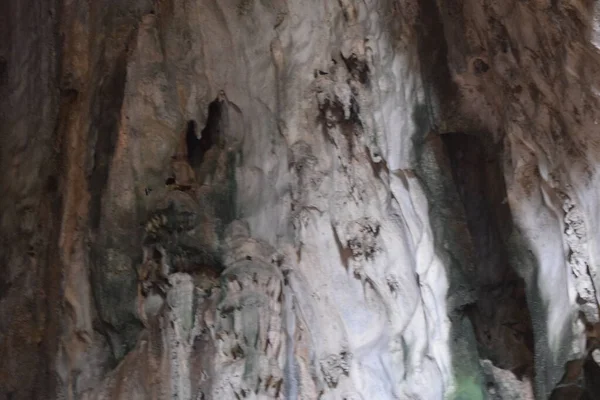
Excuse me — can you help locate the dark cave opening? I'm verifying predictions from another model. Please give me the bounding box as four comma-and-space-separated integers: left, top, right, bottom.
187, 99, 223, 168
441, 132, 535, 380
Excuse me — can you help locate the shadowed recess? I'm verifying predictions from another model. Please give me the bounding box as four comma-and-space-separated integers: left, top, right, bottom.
188, 99, 223, 168
442, 132, 534, 380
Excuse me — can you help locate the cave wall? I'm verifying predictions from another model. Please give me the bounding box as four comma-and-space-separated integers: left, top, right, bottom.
2, 0, 600, 399
433, 0, 600, 397
0, 0, 61, 398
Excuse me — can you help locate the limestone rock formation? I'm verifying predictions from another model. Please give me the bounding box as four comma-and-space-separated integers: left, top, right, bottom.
3, 0, 600, 399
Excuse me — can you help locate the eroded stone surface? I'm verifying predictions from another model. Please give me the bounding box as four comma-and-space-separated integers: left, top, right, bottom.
4, 0, 600, 399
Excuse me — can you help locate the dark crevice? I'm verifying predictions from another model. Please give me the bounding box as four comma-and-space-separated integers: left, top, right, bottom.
415, 0, 459, 129
472, 58, 489, 75
441, 132, 534, 380
340, 52, 369, 86
331, 223, 351, 270
317, 98, 359, 158
185, 119, 198, 163
188, 99, 222, 168
0, 56, 8, 86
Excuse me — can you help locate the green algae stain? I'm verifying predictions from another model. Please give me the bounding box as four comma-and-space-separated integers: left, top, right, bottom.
448, 375, 485, 400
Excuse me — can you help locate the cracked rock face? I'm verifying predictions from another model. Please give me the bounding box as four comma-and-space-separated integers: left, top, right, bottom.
3, 0, 600, 399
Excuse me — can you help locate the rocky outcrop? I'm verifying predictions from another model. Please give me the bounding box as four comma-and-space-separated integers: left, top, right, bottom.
3, 0, 600, 399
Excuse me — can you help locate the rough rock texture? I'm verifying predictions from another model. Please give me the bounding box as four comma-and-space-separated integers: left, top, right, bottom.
3, 0, 600, 399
